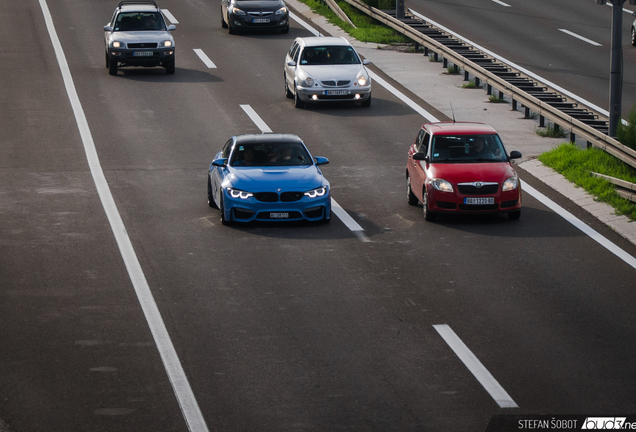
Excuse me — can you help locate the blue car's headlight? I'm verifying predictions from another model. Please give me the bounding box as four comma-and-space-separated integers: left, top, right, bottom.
227, 188, 253, 199
304, 186, 328, 198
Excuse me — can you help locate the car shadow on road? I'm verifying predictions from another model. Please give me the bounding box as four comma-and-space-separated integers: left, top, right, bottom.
296, 97, 414, 118
117, 67, 223, 83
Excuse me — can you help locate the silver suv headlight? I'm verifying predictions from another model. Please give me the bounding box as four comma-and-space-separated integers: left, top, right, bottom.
112, 41, 125, 48
161, 40, 173, 47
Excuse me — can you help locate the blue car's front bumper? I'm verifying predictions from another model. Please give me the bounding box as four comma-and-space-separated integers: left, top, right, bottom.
222, 190, 331, 223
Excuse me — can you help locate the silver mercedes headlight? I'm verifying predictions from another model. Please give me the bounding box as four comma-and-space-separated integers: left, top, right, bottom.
304, 77, 315, 87
357, 75, 367, 86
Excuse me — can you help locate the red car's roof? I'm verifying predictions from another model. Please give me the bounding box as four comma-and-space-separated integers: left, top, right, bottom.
424, 122, 497, 135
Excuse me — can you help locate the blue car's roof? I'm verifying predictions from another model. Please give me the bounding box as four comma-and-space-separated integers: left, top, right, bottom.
234, 134, 304, 145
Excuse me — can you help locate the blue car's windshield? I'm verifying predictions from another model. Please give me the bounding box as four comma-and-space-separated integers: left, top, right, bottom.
231, 142, 313, 167
430, 134, 507, 163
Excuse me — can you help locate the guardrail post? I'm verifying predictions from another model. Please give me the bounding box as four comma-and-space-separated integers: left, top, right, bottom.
570, 132, 576, 143
424, 46, 428, 56
454, 64, 459, 74
464, 70, 469, 81
524, 107, 530, 118
587, 141, 592, 149
554, 123, 560, 134
474, 77, 480, 87
539, 115, 545, 127
498, 91, 504, 100
512, 99, 517, 110
433, 52, 439, 62
487, 84, 492, 95
443, 58, 448, 68
396, 0, 405, 19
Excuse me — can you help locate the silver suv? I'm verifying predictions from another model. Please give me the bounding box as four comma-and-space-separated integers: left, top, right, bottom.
104, 1, 176, 75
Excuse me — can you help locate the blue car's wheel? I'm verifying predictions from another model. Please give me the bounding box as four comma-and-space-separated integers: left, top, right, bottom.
220, 196, 231, 226
207, 177, 217, 208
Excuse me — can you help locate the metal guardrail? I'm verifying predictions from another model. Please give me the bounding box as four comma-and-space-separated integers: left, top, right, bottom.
591, 172, 636, 202
338, 0, 636, 171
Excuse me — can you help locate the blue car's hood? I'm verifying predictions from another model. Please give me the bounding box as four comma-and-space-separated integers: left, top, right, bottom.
226, 165, 327, 192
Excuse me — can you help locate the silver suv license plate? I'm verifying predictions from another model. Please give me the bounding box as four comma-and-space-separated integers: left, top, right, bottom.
464, 197, 495, 205
270, 212, 289, 219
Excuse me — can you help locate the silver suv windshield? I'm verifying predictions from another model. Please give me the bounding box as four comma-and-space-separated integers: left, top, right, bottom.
114, 12, 166, 31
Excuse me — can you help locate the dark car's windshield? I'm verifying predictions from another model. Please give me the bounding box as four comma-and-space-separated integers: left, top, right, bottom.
300, 46, 360, 65
431, 134, 507, 163
230, 142, 313, 167
114, 12, 166, 31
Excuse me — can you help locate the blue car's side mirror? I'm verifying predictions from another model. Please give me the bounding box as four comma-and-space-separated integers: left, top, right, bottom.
212, 158, 228, 167
314, 157, 329, 166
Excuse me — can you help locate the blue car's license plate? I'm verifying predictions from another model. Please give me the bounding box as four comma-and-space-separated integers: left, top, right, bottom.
270, 212, 289, 219
133, 51, 153, 57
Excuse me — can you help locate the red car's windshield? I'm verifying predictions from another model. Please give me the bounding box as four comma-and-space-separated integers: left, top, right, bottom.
431, 134, 507, 163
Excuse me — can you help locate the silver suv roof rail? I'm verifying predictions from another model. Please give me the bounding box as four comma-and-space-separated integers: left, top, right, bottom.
117, 1, 159, 8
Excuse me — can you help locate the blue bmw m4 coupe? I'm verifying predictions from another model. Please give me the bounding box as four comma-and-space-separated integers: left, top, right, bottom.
208, 134, 331, 225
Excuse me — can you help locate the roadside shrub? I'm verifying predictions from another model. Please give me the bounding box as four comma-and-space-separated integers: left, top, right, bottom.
616, 105, 636, 151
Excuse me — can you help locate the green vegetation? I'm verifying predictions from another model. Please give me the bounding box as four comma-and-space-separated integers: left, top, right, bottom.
446, 65, 461, 75
298, 0, 410, 44
535, 123, 567, 138
488, 93, 506, 103
461, 80, 478, 89
539, 144, 636, 220
616, 106, 636, 151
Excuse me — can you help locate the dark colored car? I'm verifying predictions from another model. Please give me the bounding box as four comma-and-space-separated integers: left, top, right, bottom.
406, 122, 523, 221
221, 0, 289, 34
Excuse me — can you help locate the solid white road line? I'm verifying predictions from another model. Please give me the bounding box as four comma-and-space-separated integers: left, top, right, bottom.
194, 49, 217, 69
433, 324, 518, 408
367, 71, 440, 122
38, 1, 209, 431
522, 183, 636, 271
331, 199, 370, 242
559, 29, 602, 46
240, 104, 273, 133
492, 0, 511, 7
290, 11, 321, 36
162, 9, 179, 24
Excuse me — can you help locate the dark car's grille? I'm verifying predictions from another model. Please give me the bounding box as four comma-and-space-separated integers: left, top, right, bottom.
248, 11, 273, 16
458, 184, 499, 195
254, 192, 279, 202
321, 80, 351, 87
128, 43, 158, 49
281, 192, 303, 202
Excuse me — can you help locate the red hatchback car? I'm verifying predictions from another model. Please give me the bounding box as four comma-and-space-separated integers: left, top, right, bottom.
406, 122, 522, 221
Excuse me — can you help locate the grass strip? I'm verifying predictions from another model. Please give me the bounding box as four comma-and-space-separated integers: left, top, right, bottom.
297, 0, 410, 44
538, 143, 636, 220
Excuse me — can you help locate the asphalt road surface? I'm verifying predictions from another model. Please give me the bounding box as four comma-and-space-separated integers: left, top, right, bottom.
406, 0, 636, 117
1, 1, 636, 431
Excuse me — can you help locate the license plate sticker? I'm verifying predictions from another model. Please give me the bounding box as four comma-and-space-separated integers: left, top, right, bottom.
270, 212, 289, 219
253, 18, 270, 23
133, 51, 154, 57
464, 197, 495, 205
325, 90, 348, 95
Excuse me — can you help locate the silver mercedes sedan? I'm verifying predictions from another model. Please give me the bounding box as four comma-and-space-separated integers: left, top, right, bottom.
284, 37, 372, 108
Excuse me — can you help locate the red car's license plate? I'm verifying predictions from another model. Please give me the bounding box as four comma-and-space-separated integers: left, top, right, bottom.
464, 197, 495, 205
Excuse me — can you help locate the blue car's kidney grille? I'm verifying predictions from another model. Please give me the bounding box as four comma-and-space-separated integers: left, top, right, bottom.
254, 192, 278, 202
281, 192, 303, 202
